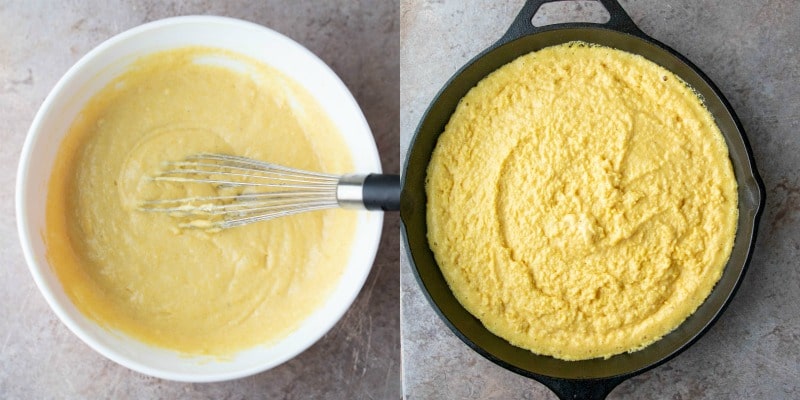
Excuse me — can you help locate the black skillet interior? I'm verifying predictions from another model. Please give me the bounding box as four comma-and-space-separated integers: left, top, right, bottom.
401, 0, 765, 398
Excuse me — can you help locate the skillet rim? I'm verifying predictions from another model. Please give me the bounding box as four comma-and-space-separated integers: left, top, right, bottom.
400, 20, 765, 392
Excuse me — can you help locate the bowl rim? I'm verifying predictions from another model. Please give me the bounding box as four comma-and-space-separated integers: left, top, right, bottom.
16, 15, 383, 382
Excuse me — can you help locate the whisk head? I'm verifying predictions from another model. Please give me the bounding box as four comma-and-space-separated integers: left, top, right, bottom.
139, 153, 342, 230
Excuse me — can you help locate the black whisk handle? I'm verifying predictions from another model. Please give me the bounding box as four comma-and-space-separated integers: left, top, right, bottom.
363, 174, 400, 211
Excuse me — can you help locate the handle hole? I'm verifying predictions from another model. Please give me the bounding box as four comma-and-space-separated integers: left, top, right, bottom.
531, 0, 611, 27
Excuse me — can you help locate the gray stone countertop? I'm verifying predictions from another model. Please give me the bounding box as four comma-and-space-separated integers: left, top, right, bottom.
401, 1, 799, 399
0, 1, 398, 399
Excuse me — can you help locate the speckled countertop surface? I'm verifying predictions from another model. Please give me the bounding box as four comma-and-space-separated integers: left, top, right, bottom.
401, 1, 799, 399
0, 1, 398, 398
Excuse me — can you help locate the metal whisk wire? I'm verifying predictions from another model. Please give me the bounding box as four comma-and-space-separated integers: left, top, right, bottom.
139, 153, 400, 230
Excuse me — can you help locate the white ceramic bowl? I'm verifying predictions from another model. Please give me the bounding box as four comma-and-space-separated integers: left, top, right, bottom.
16, 16, 383, 382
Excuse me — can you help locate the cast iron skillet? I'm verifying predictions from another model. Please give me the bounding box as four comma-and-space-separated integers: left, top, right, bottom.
401, 0, 765, 398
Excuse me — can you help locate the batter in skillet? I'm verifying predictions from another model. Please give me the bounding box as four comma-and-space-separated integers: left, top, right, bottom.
426, 43, 738, 360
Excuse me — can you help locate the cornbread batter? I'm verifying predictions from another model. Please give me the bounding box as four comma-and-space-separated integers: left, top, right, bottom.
45, 47, 356, 355
426, 43, 738, 360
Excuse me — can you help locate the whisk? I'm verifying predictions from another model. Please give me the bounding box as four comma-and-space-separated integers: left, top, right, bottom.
139, 153, 400, 230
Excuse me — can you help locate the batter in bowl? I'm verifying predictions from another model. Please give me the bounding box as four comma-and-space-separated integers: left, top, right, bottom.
45, 47, 356, 355
426, 43, 738, 360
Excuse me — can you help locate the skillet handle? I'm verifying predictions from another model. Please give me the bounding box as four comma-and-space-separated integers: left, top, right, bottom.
536, 376, 626, 400
498, 0, 645, 45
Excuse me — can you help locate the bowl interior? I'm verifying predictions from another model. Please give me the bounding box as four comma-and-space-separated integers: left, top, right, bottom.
401, 27, 763, 380
17, 16, 383, 382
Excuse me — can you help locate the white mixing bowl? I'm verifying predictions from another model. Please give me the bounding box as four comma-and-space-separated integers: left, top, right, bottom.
16, 16, 383, 382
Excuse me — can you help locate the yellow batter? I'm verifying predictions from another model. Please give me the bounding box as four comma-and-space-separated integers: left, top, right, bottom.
45, 47, 356, 355
426, 43, 738, 360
